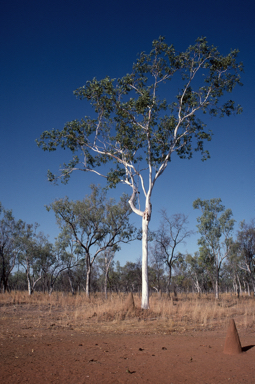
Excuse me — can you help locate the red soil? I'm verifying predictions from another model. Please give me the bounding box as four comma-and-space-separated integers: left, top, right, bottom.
1, 327, 255, 383
1, 303, 255, 383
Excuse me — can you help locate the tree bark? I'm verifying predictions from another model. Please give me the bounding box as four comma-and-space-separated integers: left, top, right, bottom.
68, 271, 75, 295
215, 272, 219, 300
86, 266, 91, 298
141, 213, 149, 309
104, 271, 108, 300
27, 275, 32, 295
166, 265, 172, 296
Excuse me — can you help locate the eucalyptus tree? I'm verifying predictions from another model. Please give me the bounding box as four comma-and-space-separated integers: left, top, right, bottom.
53, 227, 85, 294
224, 241, 245, 296
154, 211, 194, 294
47, 185, 137, 297
193, 198, 235, 299
37, 37, 243, 308
39, 240, 80, 295
120, 260, 142, 292
236, 219, 255, 295
0, 203, 23, 292
149, 240, 165, 293
185, 251, 214, 294
97, 248, 115, 299
18, 223, 42, 295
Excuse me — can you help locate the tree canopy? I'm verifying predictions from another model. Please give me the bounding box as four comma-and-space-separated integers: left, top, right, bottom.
193, 198, 235, 299
47, 185, 137, 297
37, 36, 243, 308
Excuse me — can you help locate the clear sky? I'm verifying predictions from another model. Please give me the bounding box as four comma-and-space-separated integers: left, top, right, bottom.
1, 0, 254, 265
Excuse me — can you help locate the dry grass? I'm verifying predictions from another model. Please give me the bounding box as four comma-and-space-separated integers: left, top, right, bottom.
0, 291, 255, 335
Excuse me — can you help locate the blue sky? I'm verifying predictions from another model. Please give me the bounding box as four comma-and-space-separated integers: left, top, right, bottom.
1, 0, 254, 265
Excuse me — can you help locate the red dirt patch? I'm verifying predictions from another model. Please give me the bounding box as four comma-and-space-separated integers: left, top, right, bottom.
1, 305, 255, 383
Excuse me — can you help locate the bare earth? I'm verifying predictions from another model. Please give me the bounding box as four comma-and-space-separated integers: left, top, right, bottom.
1, 304, 255, 384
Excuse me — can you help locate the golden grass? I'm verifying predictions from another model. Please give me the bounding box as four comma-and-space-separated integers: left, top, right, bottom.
0, 291, 255, 334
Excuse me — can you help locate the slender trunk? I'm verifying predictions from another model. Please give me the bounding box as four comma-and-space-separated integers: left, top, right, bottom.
68, 271, 75, 295
104, 272, 108, 300
233, 279, 237, 296
86, 266, 91, 298
237, 274, 242, 297
215, 257, 220, 299
194, 274, 201, 294
141, 214, 149, 309
252, 281, 255, 297
104, 262, 111, 300
247, 282, 250, 296
129, 189, 151, 309
27, 275, 32, 295
26, 264, 33, 295
49, 285, 54, 295
104, 253, 113, 300
85, 251, 91, 298
250, 275, 255, 296
215, 276, 219, 300
167, 265, 172, 296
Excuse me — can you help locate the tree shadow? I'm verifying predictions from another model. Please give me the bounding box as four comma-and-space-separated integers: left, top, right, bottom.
242, 345, 255, 352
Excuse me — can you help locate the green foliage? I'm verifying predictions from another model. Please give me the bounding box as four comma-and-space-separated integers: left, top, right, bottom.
0, 203, 24, 292
236, 220, 255, 290
37, 36, 243, 187
193, 198, 235, 297
47, 185, 137, 296
193, 198, 235, 255
48, 185, 137, 254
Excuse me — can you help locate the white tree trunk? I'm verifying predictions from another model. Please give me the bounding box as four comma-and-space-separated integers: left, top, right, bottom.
215, 276, 219, 300
141, 211, 150, 309
27, 275, 32, 295
129, 188, 152, 309
86, 267, 91, 298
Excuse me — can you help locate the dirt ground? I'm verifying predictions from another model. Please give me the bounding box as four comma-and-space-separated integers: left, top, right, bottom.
1, 304, 255, 384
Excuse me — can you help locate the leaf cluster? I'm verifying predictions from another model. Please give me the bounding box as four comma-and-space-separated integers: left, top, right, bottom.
36, 36, 243, 187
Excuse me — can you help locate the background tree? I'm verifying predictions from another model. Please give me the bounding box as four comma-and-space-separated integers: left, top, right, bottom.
37, 37, 243, 308
120, 260, 142, 293
106, 260, 122, 294
97, 248, 115, 299
149, 241, 165, 293
185, 251, 216, 294
0, 203, 23, 292
9, 270, 27, 291
236, 219, 255, 295
185, 252, 204, 294
18, 223, 50, 295
40, 242, 79, 295
47, 185, 137, 297
154, 211, 194, 295
193, 198, 235, 299
224, 241, 245, 296
53, 227, 84, 295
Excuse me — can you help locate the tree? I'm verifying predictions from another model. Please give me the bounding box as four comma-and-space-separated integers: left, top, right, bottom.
149, 241, 165, 293
97, 248, 115, 299
120, 260, 142, 293
53, 226, 85, 294
236, 219, 255, 295
47, 185, 137, 297
0, 203, 23, 292
193, 198, 235, 299
224, 241, 245, 296
39, 241, 79, 295
185, 252, 213, 294
37, 37, 243, 308
154, 211, 194, 295
18, 223, 47, 295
